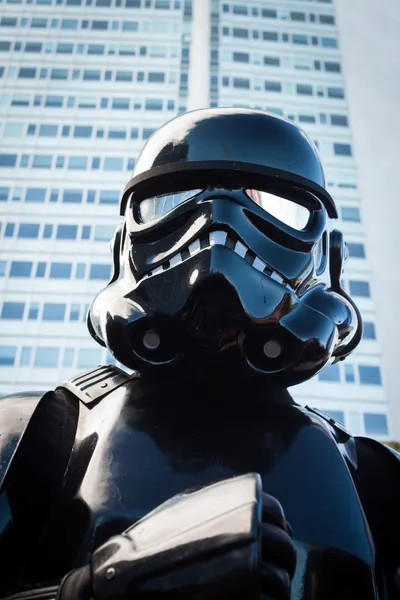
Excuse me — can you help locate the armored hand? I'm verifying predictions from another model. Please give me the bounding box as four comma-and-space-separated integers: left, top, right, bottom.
59, 474, 296, 600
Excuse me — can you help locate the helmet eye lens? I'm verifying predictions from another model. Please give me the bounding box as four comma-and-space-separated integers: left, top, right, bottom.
139, 189, 203, 223
246, 189, 310, 230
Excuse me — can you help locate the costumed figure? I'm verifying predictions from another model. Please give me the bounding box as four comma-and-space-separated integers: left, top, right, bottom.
1, 108, 399, 600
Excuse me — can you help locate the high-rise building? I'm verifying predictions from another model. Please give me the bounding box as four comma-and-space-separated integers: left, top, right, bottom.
0, 0, 393, 441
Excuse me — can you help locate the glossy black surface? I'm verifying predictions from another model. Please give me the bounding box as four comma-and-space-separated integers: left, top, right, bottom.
24, 379, 378, 599
120, 108, 337, 218
89, 185, 360, 384
0, 392, 42, 488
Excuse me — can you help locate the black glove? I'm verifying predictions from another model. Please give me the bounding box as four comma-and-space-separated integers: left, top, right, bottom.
58, 473, 296, 600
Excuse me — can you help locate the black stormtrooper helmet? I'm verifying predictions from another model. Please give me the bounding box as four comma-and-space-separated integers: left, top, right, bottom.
88, 108, 362, 385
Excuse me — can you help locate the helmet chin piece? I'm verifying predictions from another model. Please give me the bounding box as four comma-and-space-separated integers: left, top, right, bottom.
87, 108, 362, 385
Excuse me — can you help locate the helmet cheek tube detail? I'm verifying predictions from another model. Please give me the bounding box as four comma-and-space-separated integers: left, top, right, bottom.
88, 108, 362, 385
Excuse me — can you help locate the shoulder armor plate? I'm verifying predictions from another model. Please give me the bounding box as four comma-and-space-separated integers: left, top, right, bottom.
304, 405, 351, 442
58, 364, 132, 407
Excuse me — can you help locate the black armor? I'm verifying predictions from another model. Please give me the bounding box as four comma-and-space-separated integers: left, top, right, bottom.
0, 109, 398, 600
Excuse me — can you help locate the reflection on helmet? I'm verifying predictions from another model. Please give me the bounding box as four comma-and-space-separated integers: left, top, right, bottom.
88, 108, 362, 386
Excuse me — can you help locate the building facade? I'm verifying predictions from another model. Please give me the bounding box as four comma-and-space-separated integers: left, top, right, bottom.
0, 0, 392, 440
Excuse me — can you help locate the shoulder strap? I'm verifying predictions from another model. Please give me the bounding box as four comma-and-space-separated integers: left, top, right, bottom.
58, 364, 132, 407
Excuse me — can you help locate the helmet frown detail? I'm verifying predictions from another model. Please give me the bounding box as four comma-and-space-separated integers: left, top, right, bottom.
88, 108, 362, 385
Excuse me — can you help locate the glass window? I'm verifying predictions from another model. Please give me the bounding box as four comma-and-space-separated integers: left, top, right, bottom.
116, 71, 133, 82
233, 78, 250, 89
325, 61, 341, 73
344, 363, 355, 383
108, 128, 127, 139
94, 225, 115, 241
349, 412, 363, 435
34, 347, 59, 367
35, 263, 46, 277
0, 41, 12, 51
99, 190, 119, 204
0, 154, 17, 167
81, 225, 91, 240
68, 157, 87, 170
327, 87, 345, 99
296, 84, 313, 96
39, 124, 58, 137
92, 20, 108, 30
61, 19, 78, 28
263, 31, 278, 41
148, 72, 165, 83
25, 188, 46, 202
293, 34, 308, 45
334, 143, 352, 156
0, 187, 9, 201
32, 155, 52, 168
320, 14, 335, 25
43, 224, 53, 238
11, 94, 30, 106
112, 98, 130, 109
4, 123, 24, 136
341, 206, 360, 222
359, 365, 382, 386
363, 322, 376, 340
5, 223, 15, 237
122, 20, 139, 31
0, 346, 17, 366
77, 348, 102, 368
56, 43, 74, 53
104, 157, 123, 171
18, 67, 36, 79
144, 99, 163, 110
20, 347, 32, 367
119, 45, 136, 56
50, 189, 59, 202
88, 44, 105, 55
1, 302, 24, 319
31, 17, 47, 27
78, 97, 96, 108
331, 114, 348, 127
265, 81, 282, 92
264, 56, 280, 67
0, 261, 7, 276
49, 262, 72, 278
74, 126, 92, 138
56, 225, 78, 239
43, 303, 66, 320
18, 223, 40, 238
347, 242, 365, 259
69, 304, 80, 321
83, 70, 101, 81
51, 69, 68, 79
0, 17, 18, 26
318, 364, 340, 382
143, 127, 156, 140
92, 157, 100, 169
325, 409, 345, 424
349, 280, 370, 297
76, 263, 86, 278
232, 4, 247, 15
10, 261, 33, 277
262, 8, 276, 17
290, 11, 306, 21
322, 37, 338, 48
233, 52, 249, 63
89, 264, 111, 279
232, 28, 248, 39
364, 413, 388, 436
28, 302, 39, 319
45, 95, 63, 107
